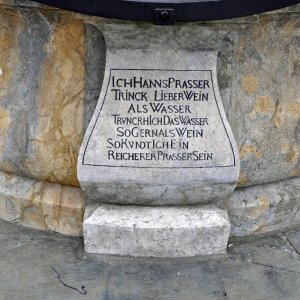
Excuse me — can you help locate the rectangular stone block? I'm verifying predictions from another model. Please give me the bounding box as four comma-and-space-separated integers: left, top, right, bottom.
84, 204, 230, 257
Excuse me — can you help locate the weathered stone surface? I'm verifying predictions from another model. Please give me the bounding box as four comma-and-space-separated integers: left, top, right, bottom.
25, 16, 85, 187
0, 10, 85, 187
0, 170, 85, 235
84, 204, 230, 257
226, 15, 300, 187
225, 176, 300, 236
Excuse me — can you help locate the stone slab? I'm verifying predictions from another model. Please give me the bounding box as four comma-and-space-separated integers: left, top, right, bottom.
78, 25, 240, 205
83, 204, 230, 257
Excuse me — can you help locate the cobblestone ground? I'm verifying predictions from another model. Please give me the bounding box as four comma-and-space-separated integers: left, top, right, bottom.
0, 219, 300, 300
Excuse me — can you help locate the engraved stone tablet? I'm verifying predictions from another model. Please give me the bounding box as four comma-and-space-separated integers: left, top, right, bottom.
78, 25, 240, 206
83, 69, 234, 169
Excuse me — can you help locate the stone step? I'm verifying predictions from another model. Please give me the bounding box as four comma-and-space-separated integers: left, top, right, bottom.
83, 204, 230, 257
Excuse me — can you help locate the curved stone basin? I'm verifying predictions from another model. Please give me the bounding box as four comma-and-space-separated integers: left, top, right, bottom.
34, 0, 300, 22
0, 0, 299, 237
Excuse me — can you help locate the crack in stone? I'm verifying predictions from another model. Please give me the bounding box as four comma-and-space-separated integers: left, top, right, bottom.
289, 205, 300, 228
104, 261, 110, 300
286, 239, 300, 257
280, 232, 300, 257
243, 260, 300, 275
160, 187, 168, 199
51, 266, 87, 295
10, 217, 20, 223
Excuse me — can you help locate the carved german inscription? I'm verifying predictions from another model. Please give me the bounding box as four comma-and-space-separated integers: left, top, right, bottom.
83, 69, 235, 168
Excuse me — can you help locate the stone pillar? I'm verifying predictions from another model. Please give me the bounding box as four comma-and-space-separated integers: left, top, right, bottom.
78, 24, 240, 257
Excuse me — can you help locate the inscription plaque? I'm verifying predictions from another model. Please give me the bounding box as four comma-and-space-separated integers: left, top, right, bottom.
78, 32, 240, 206
83, 69, 236, 169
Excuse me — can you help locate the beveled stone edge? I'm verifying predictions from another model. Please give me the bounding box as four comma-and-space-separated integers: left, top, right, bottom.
0, 169, 299, 238
83, 204, 230, 257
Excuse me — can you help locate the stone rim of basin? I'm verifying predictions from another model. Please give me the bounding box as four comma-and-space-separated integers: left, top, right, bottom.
33, 0, 300, 24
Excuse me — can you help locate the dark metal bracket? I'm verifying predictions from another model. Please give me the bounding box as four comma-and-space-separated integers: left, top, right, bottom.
154, 8, 176, 25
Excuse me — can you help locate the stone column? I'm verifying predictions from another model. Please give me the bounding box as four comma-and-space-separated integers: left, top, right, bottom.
78, 23, 240, 257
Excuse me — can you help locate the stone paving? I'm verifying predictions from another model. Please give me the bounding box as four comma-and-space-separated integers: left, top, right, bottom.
0, 219, 300, 300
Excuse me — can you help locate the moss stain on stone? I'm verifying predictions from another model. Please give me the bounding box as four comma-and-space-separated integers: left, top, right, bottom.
0, 108, 9, 153
237, 171, 249, 187
281, 144, 300, 163
0, 11, 23, 98
247, 196, 270, 220
249, 95, 275, 120
239, 145, 263, 160
242, 74, 257, 96
274, 103, 300, 128
290, 168, 300, 177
